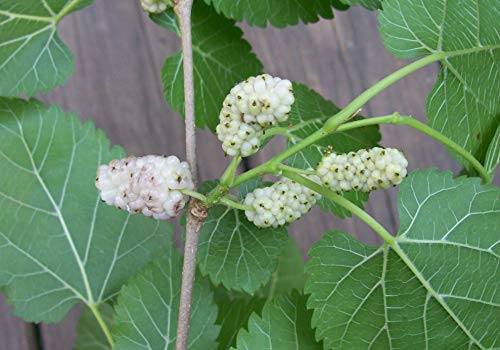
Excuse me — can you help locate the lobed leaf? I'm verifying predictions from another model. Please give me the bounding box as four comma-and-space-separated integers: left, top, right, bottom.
0, 98, 170, 323
286, 83, 381, 218
0, 0, 92, 96
153, 1, 263, 131
112, 241, 220, 350
306, 169, 500, 349
203, 0, 340, 28
379, 0, 500, 170
233, 291, 322, 350
196, 204, 288, 294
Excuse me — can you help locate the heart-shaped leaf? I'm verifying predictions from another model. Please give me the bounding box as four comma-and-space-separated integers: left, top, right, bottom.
0, 98, 170, 323
306, 169, 500, 349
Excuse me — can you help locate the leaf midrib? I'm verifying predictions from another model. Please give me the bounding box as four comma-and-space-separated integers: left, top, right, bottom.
389, 240, 487, 349
0, 10, 53, 23
16, 115, 94, 304
0, 0, 84, 24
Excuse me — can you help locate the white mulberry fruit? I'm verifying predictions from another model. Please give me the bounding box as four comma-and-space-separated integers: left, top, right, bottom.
244, 175, 320, 228
95, 155, 194, 220
216, 74, 294, 157
317, 147, 408, 192
141, 0, 173, 13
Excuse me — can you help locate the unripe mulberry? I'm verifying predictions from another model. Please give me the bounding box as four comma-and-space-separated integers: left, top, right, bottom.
141, 0, 173, 13
317, 147, 408, 192
216, 74, 294, 157
95, 155, 194, 220
244, 175, 320, 228
216, 105, 263, 157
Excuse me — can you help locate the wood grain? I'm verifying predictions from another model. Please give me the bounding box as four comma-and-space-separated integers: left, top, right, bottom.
0, 294, 37, 350
0, 2, 468, 349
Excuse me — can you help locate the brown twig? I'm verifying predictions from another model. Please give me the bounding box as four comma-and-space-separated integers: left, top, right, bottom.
173, 1, 207, 350
176, 200, 208, 350
175, 0, 197, 182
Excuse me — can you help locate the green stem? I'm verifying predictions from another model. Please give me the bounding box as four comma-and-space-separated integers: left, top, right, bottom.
220, 156, 241, 186
335, 114, 400, 132
281, 170, 395, 244
277, 164, 316, 175
231, 46, 494, 187
56, 0, 82, 22
232, 54, 442, 188
220, 197, 253, 211
323, 46, 498, 131
227, 47, 497, 193
89, 305, 114, 349
338, 114, 491, 184
263, 127, 291, 138
180, 189, 208, 202
400, 118, 491, 184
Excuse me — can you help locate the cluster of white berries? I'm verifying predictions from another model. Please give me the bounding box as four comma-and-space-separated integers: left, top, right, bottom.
141, 0, 173, 13
216, 74, 295, 157
243, 175, 321, 228
317, 147, 408, 192
95, 155, 194, 220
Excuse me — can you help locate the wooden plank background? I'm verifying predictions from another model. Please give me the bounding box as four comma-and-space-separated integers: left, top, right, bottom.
2, 0, 482, 348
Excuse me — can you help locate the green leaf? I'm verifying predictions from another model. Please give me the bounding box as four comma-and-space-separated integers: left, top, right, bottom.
0, 98, 170, 323
338, 0, 381, 10
257, 236, 305, 298
213, 287, 266, 350
113, 241, 220, 350
379, 0, 500, 169
197, 205, 288, 294
306, 169, 500, 349
74, 304, 113, 350
484, 124, 499, 178
233, 291, 322, 350
203, 0, 338, 28
213, 237, 304, 350
331, 0, 350, 11
0, 0, 92, 97
286, 83, 381, 218
153, 1, 263, 131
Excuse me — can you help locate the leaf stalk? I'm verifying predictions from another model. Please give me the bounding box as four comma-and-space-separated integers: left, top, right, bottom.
337, 114, 491, 183
220, 156, 241, 186
280, 170, 395, 244
89, 304, 114, 349
228, 48, 495, 190
220, 197, 253, 211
